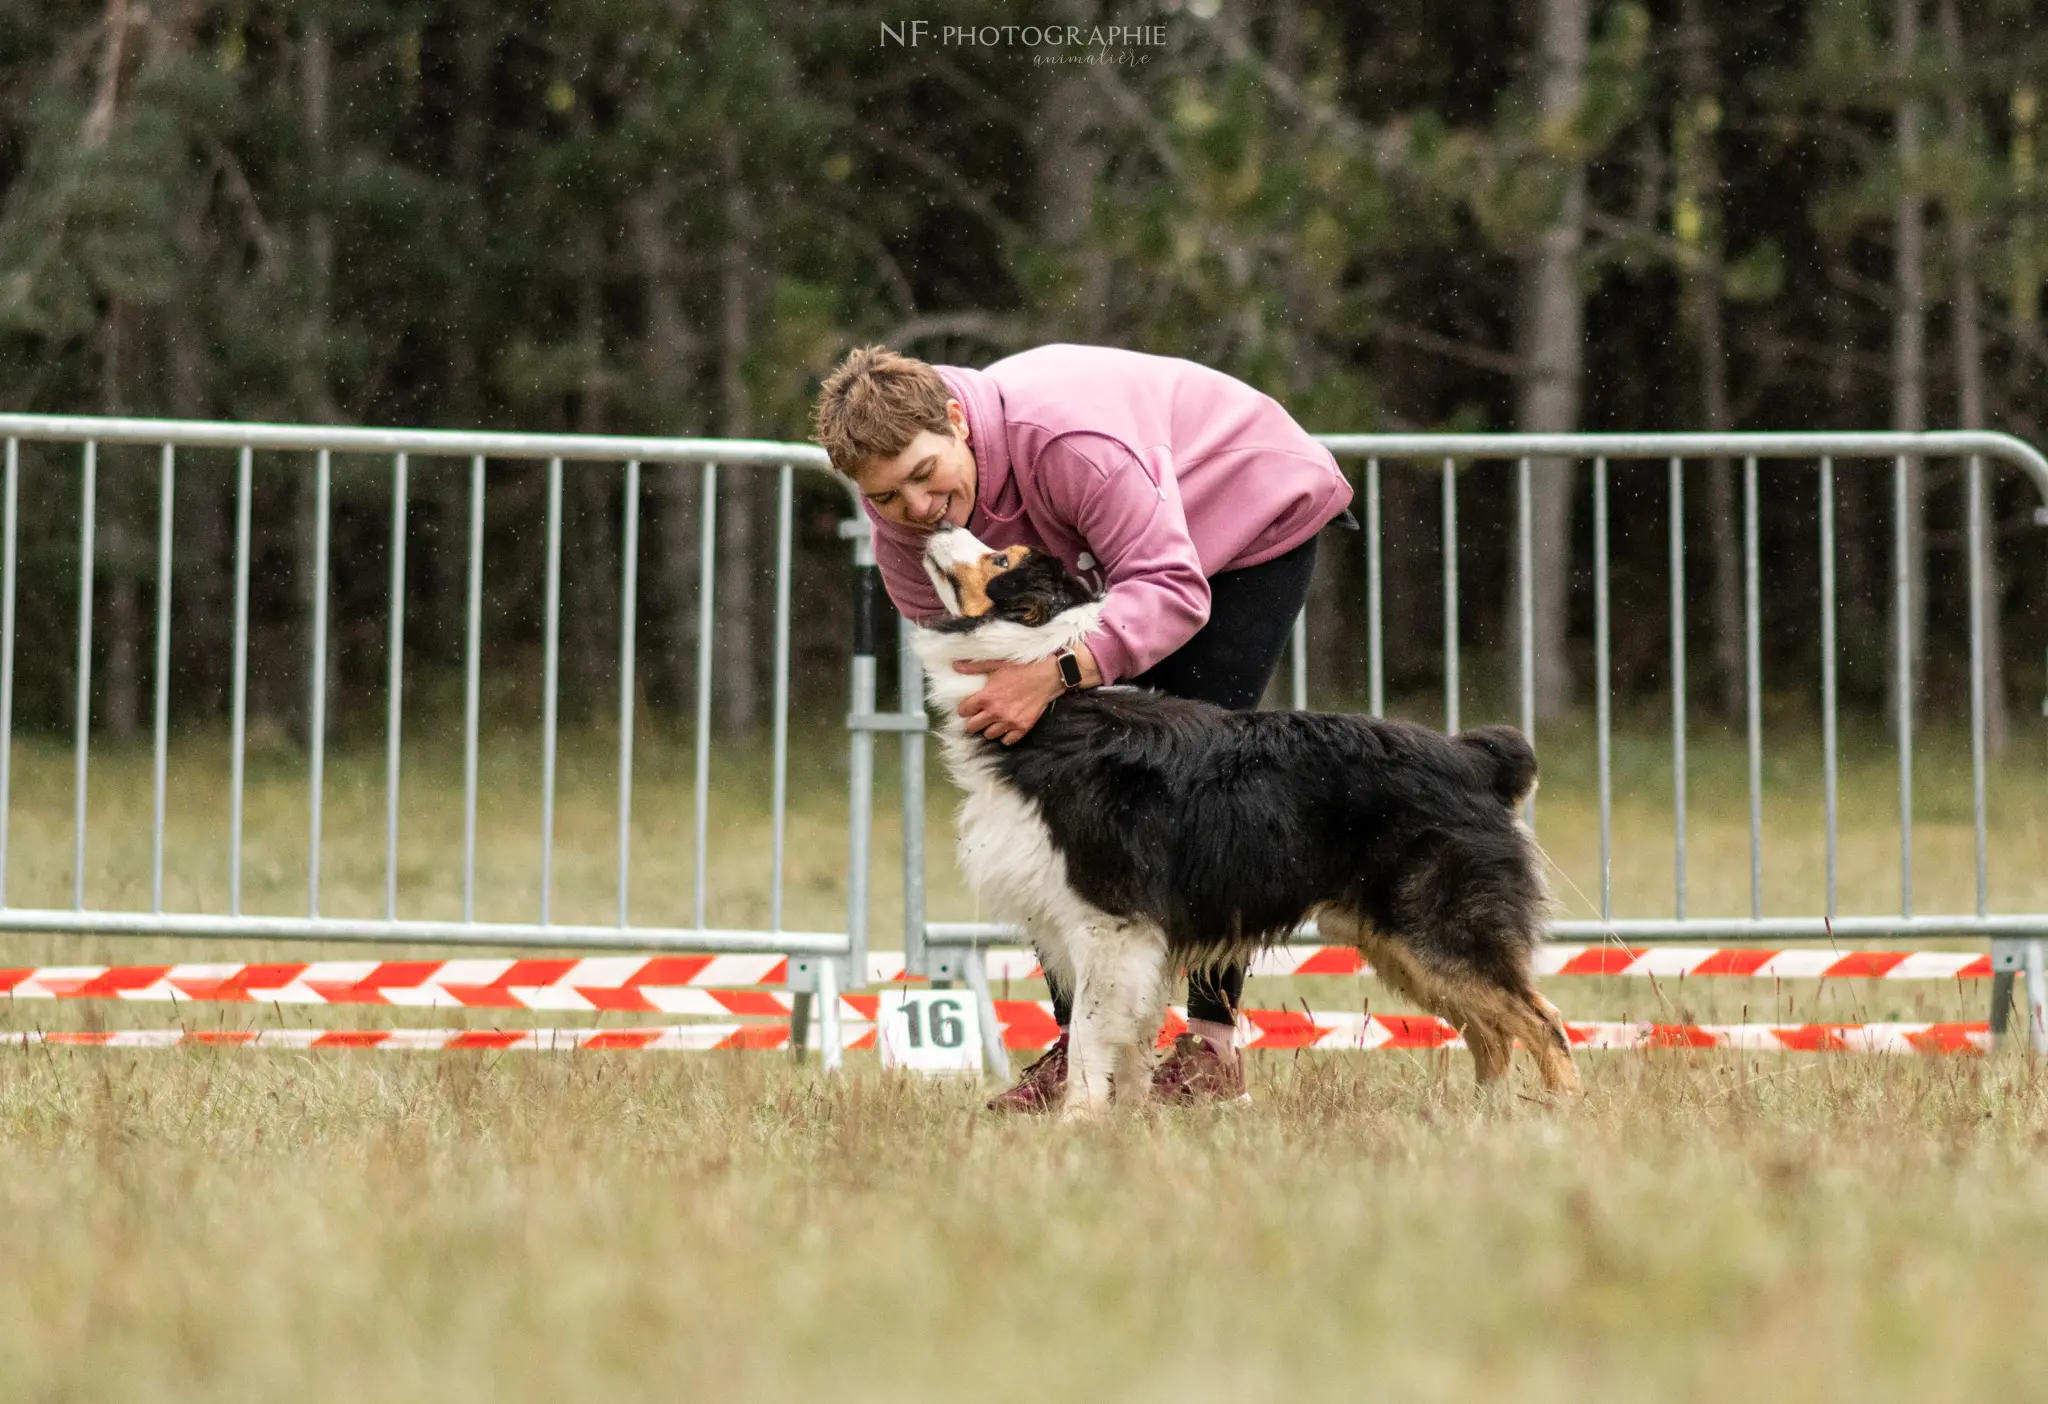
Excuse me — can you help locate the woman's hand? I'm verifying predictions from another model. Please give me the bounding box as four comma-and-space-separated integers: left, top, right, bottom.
955, 645, 1098, 744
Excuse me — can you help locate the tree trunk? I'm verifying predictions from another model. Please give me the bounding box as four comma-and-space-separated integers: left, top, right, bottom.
1028, 0, 1111, 339
1890, 0, 1928, 725
1511, 0, 1589, 723
1676, 0, 1743, 722
568, 93, 617, 713
100, 300, 141, 741
448, 0, 490, 429
1940, 0, 2008, 753
295, 14, 335, 739
167, 148, 229, 716
83, 8, 141, 741
1825, 256, 1881, 686
714, 133, 759, 733
632, 182, 707, 717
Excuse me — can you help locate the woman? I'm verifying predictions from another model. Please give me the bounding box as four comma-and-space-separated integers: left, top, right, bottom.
814, 343, 1353, 1109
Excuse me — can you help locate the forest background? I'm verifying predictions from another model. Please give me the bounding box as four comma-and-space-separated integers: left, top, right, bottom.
1, 0, 2043, 752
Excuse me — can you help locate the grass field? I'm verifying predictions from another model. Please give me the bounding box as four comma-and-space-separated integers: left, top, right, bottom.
0, 713, 2045, 1400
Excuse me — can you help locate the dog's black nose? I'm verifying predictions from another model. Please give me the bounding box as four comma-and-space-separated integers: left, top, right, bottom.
930, 519, 955, 534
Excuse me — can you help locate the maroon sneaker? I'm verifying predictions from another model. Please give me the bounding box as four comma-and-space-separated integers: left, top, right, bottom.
1150, 1034, 1250, 1105
986, 1033, 1069, 1114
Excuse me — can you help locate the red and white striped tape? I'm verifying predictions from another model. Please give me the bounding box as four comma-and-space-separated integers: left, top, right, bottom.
5, 1024, 826, 1052
981, 1003, 1995, 1055
0, 944, 1993, 1007
8, 1014, 1992, 1056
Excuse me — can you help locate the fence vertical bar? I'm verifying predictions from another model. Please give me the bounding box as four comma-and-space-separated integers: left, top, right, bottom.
1743, 455, 1763, 920
1594, 458, 1613, 922
897, 612, 923, 969
817, 944, 844, 1073
229, 447, 252, 916
461, 455, 484, 923
0, 439, 17, 907
73, 442, 96, 912
618, 461, 641, 928
846, 522, 879, 989
383, 454, 408, 922
1893, 453, 1914, 917
307, 449, 331, 918
1366, 458, 1384, 718
2026, 938, 2048, 1054
539, 457, 562, 925
1290, 611, 1308, 710
1819, 457, 1839, 920
772, 464, 794, 936
1516, 456, 1535, 829
1441, 456, 1459, 734
1669, 457, 1687, 920
151, 445, 174, 915
1965, 453, 1989, 917
693, 463, 717, 930
963, 946, 1008, 1075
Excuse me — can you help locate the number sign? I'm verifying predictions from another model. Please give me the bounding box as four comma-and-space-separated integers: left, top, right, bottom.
877, 990, 984, 1075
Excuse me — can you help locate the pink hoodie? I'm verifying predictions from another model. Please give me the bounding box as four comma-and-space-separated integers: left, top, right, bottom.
865, 344, 1353, 683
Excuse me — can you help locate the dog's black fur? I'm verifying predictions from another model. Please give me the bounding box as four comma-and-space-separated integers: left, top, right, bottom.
994, 695, 1545, 988
938, 546, 1577, 1093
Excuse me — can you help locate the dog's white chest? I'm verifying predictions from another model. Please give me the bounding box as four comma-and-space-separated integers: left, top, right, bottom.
953, 769, 1067, 919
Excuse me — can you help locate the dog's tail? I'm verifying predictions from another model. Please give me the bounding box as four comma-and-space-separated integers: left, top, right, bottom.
1457, 724, 1538, 806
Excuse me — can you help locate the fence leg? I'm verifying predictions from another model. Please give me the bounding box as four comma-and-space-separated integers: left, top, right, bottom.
818, 951, 843, 1073
1989, 971, 2014, 1040
789, 990, 813, 1056
960, 946, 1008, 1079
843, 527, 882, 998
2027, 940, 2048, 1055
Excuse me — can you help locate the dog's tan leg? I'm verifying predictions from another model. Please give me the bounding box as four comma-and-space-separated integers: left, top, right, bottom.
1321, 904, 1573, 1095
1524, 990, 1582, 1096
1460, 1016, 1513, 1085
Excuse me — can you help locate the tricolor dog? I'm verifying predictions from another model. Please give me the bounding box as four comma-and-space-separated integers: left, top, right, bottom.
913, 522, 1580, 1115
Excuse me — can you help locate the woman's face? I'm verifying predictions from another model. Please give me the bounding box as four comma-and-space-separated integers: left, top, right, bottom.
855, 399, 977, 531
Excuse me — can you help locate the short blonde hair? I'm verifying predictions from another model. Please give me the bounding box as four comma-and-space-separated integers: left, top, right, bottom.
813, 345, 954, 476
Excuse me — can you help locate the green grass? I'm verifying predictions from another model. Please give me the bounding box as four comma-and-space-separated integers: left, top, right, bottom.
0, 716, 2044, 1400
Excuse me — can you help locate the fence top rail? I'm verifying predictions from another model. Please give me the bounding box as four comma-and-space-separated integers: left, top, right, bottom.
0, 413, 833, 469
925, 916, 2048, 945
1313, 430, 2048, 491
9, 419, 2039, 487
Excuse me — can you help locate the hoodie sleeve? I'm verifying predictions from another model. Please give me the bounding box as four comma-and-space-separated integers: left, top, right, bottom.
866, 503, 948, 625
1032, 432, 1210, 684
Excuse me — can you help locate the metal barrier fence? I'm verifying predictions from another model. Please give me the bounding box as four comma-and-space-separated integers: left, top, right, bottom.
2, 419, 2044, 1065
913, 432, 2048, 1056
0, 414, 873, 1069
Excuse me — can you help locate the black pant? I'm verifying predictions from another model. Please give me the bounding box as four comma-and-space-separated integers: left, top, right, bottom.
1049, 534, 1320, 1030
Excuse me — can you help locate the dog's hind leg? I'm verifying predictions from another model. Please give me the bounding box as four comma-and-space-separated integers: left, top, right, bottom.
1062, 915, 1170, 1120
1318, 903, 1561, 1092
1459, 1017, 1514, 1087
1319, 905, 1489, 1074
1522, 990, 1581, 1096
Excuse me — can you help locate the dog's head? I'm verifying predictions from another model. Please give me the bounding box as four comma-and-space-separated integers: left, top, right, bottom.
922, 523, 1097, 629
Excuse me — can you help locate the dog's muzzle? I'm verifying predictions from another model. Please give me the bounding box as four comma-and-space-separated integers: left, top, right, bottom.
922, 522, 1028, 619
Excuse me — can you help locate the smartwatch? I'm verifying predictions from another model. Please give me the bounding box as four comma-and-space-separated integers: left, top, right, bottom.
1053, 647, 1084, 691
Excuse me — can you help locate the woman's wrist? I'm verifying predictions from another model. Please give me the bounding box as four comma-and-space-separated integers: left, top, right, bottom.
1071, 643, 1102, 688
1052, 644, 1102, 694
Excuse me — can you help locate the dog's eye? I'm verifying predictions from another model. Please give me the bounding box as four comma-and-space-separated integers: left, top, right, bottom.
988, 556, 1009, 570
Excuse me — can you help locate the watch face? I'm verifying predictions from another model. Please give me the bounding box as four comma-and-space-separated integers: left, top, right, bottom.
1058, 652, 1082, 688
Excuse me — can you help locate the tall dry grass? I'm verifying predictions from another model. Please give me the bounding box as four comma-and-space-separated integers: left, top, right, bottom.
0, 717, 2043, 1400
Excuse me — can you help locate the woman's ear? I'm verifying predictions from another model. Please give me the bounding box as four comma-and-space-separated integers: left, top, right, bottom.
947, 399, 970, 444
